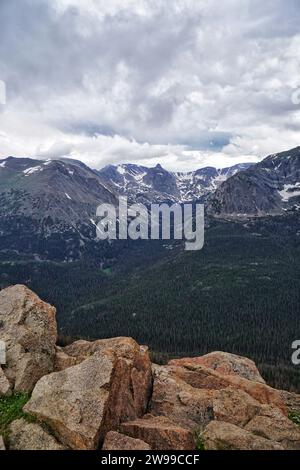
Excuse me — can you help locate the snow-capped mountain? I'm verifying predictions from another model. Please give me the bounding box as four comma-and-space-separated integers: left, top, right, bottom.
208, 147, 300, 217
97, 162, 253, 203
0, 156, 118, 260
1, 147, 298, 262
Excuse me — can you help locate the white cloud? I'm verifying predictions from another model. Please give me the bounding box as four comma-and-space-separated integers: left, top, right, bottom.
0, 0, 300, 170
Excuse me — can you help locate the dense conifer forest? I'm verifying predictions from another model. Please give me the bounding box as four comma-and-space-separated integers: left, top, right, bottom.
1, 214, 300, 391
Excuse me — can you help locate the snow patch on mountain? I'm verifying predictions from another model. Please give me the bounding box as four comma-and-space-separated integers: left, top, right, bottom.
278, 183, 300, 201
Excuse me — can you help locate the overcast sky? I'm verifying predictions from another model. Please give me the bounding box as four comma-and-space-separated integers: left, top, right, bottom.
0, 0, 300, 171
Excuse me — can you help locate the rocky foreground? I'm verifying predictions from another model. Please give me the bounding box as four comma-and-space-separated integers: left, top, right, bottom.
0, 285, 300, 451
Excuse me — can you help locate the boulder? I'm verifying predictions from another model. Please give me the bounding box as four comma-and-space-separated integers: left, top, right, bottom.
150, 364, 214, 430
245, 406, 300, 450
166, 363, 286, 413
0, 285, 57, 393
63, 337, 153, 418
24, 337, 152, 450
120, 414, 195, 450
0, 366, 11, 396
0, 436, 5, 450
280, 390, 300, 415
8, 419, 66, 450
203, 421, 284, 450
169, 352, 265, 383
212, 387, 262, 427
54, 347, 77, 371
102, 431, 151, 450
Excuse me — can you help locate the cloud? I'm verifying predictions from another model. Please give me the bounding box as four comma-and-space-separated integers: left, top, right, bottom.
0, 0, 300, 170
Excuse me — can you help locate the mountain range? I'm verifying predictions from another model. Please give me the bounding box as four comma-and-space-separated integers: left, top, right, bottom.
97, 162, 252, 203
0, 147, 299, 392
0, 147, 299, 260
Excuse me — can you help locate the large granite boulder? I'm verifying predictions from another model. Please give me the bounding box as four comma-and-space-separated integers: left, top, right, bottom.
120, 415, 195, 450
102, 431, 151, 450
212, 387, 263, 427
0, 285, 57, 393
164, 362, 286, 413
8, 419, 66, 450
150, 361, 286, 428
280, 390, 300, 415
245, 405, 300, 450
203, 421, 284, 450
24, 337, 152, 450
169, 351, 265, 383
150, 364, 214, 430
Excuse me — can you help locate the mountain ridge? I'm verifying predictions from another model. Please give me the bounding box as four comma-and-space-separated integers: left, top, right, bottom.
208, 146, 300, 217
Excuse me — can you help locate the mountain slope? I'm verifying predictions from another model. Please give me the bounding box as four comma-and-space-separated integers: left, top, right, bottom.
208, 147, 300, 217
0, 157, 118, 260
97, 162, 253, 203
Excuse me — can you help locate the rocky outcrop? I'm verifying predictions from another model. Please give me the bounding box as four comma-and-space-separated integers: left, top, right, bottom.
148, 360, 300, 450
120, 415, 195, 450
8, 419, 66, 450
150, 362, 286, 424
212, 387, 263, 427
54, 347, 77, 371
203, 421, 284, 450
0, 285, 300, 451
169, 362, 285, 411
150, 364, 215, 430
281, 390, 300, 415
169, 351, 265, 383
102, 431, 151, 450
62, 337, 152, 417
0, 285, 57, 393
24, 337, 152, 450
245, 406, 300, 450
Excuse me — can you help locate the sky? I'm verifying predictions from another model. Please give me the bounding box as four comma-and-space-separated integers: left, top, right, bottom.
0, 0, 300, 171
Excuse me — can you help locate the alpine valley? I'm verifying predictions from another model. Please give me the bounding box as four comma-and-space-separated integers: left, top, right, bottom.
0, 147, 300, 392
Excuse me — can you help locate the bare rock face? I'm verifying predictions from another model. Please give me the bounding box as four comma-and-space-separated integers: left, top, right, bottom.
203, 421, 284, 450
0, 285, 57, 393
54, 347, 77, 371
0, 367, 11, 396
150, 361, 286, 429
24, 337, 152, 450
280, 390, 300, 415
102, 431, 151, 450
0, 436, 5, 450
245, 406, 300, 450
169, 352, 265, 384
8, 419, 66, 450
212, 387, 262, 427
150, 364, 214, 430
120, 415, 195, 450
165, 363, 286, 413
63, 337, 153, 420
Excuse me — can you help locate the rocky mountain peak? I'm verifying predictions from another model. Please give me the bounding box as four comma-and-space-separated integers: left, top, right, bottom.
208, 147, 300, 217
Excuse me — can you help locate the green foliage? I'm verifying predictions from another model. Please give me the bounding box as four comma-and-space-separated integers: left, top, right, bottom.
289, 411, 300, 427
194, 431, 206, 450
0, 393, 35, 440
